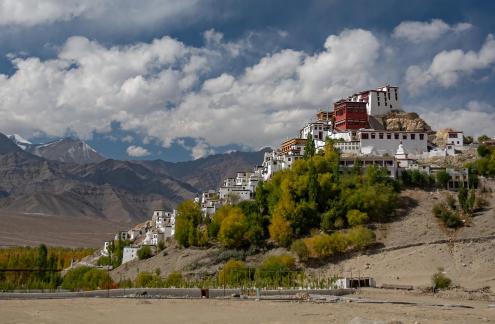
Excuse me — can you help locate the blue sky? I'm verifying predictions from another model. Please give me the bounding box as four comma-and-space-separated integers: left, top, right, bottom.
0, 0, 494, 162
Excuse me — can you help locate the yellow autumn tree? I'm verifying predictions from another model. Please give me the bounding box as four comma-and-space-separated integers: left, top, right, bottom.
268, 213, 292, 247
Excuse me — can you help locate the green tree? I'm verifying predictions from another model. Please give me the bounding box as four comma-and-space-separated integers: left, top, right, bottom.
466, 189, 476, 214
458, 186, 468, 213
477, 144, 492, 158
303, 133, 316, 159
218, 207, 249, 249
464, 136, 473, 145
268, 213, 293, 247
436, 170, 451, 189
478, 134, 491, 143
175, 200, 203, 247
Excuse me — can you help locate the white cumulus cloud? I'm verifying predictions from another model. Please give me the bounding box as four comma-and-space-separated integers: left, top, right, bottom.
0, 0, 200, 27
419, 101, 495, 138
393, 19, 472, 43
126, 145, 150, 157
0, 28, 381, 154
405, 34, 495, 93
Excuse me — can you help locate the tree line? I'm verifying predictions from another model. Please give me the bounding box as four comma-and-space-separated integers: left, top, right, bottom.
0, 245, 94, 290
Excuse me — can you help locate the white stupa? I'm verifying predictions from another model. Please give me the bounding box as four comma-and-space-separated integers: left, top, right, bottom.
395, 142, 413, 167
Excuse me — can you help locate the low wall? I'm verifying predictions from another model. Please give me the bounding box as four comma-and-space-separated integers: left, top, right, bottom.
0, 288, 353, 300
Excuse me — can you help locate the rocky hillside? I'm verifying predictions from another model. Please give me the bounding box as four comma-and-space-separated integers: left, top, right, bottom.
381, 112, 432, 132
111, 185, 495, 292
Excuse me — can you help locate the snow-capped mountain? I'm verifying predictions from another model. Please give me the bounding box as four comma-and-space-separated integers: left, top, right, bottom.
7, 135, 106, 164
27, 138, 106, 164
7, 134, 32, 150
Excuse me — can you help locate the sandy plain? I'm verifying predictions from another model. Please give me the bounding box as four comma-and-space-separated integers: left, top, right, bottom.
0, 289, 494, 324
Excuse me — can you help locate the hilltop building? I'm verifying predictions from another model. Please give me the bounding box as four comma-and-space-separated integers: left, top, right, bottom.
347, 85, 402, 116
102, 208, 177, 263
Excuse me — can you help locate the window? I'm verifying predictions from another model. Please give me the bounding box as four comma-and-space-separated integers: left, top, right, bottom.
387, 133, 391, 139
403, 134, 407, 140
419, 134, 424, 140
379, 133, 384, 139
394, 133, 399, 140
410, 134, 415, 140
371, 133, 376, 139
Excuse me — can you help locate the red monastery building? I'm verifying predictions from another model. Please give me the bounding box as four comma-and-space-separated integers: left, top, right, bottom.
333, 100, 369, 131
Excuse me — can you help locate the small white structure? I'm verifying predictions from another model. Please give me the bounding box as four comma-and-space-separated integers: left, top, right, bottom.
300, 120, 332, 142
101, 241, 112, 256
335, 277, 376, 289
122, 247, 139, 264
394, 143, 416, 168
446, 130, 464, 150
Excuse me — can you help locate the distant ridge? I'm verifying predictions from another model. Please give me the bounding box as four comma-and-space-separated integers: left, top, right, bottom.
0, 131, 267, 246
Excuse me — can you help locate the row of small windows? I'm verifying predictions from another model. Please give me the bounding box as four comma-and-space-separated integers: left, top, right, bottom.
313, 125, 330, 130
361, 133, 425, 140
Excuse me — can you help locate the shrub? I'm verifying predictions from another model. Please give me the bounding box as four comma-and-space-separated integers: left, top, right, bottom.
255, 254, 297, 287
346, 226, 376, 249
164, 272, 184, 287
445, 194, 456, 210
432, 271, 451, 290
96, 256, 112, 266
118, 278, 133, 288
433, 204, 463, 228
216, 249, 246, 263
218, 259, 249, 286
137, 246, 153, 260
134, 272, 159, 288
62, 266, 112, 291
346, 210, 368, 226
82, 268, 113, 290
291, 239, 309, 261
61, 266, 92, 291
157, 240, 166, 251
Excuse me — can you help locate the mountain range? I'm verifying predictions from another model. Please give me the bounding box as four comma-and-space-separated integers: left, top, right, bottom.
0, 132, 267, 246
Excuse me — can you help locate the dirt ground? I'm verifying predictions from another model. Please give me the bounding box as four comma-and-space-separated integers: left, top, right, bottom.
0, 211, 129, 247
0, 290, 494, 324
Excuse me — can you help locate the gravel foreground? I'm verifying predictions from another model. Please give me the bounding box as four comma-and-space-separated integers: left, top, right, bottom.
0, 290, 493, 324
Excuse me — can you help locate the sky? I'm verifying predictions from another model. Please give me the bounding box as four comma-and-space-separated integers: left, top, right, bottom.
0, 0, 494, 162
